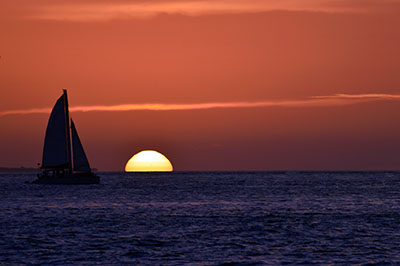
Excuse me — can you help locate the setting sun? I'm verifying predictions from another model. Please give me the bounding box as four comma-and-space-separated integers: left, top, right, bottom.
125, 150, 173, 172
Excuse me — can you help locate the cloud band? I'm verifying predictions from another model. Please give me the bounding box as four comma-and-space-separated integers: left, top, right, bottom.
21, 0, 369, 21
0, 93, 398, 116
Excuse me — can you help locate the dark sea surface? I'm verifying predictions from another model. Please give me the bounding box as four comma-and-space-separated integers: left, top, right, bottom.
0, 172, 399, 265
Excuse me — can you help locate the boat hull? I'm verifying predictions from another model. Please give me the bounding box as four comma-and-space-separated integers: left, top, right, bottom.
31, 174, 100, 185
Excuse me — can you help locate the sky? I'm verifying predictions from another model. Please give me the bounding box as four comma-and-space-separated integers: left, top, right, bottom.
1, 0, 400, 171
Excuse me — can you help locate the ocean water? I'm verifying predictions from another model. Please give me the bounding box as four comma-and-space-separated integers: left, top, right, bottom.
0, 171, 399, 265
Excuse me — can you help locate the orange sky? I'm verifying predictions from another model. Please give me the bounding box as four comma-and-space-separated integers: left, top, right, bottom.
1, 0, 400, 171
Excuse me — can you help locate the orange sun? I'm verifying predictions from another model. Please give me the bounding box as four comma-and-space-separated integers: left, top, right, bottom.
125, 150, 173, 172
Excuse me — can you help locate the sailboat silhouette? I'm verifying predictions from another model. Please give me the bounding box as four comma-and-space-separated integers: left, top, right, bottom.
32, 90, 100, 184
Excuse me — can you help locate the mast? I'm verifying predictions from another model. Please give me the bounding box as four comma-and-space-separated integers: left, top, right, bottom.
63, 89, 73, 174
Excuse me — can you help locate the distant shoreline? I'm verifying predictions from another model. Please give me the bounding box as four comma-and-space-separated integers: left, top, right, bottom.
0, 167, 39, 173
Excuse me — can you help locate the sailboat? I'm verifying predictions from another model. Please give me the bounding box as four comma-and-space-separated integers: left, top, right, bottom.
32, 90, 100, 184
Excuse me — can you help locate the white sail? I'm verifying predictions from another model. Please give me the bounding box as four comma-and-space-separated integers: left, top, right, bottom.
71, 120, 91, 173
42, 94, 70, 168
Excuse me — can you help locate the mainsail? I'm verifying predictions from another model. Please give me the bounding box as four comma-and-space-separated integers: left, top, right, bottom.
42, 93, 70, 168
71, 120, 91, 173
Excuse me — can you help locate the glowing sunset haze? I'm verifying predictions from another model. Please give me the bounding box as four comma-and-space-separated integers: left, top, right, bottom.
1, 0, 400, 171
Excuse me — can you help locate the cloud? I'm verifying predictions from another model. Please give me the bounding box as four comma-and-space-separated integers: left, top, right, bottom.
3, 0, 393, 22
0, 93, 398, 116
312, 93, 400, 99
